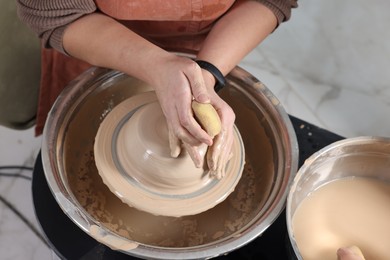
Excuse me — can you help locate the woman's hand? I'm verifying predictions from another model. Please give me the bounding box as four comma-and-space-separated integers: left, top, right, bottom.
206, 90, 235, 179
151, 53, 235, 177
151, 54, 213, 158
184, 69, 236, 178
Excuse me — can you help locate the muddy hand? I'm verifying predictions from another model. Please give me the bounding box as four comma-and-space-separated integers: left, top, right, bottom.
206, 128, 233, 179
153, 55, 213, 159
183, 143, 208, 168
188, 99, 235, 179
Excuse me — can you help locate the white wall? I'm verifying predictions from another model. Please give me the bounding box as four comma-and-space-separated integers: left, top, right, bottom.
240, 0, 390, 137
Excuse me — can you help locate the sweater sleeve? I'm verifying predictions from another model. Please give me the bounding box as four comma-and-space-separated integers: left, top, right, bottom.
16, 0, 97, 53
254, 0, 298, 25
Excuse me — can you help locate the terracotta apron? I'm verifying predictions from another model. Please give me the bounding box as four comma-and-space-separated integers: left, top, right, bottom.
36, 0, 235, 136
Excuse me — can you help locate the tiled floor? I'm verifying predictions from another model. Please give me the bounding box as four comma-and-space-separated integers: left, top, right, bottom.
1, 0, 389, 259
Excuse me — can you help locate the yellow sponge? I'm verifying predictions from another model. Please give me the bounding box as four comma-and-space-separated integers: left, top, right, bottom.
192, 101, 221, 138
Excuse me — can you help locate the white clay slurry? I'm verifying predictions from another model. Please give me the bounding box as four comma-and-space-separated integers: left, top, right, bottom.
292, 177, 390, 260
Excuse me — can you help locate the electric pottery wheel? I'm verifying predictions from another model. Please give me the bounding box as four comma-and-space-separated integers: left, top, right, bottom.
41, 64, 298, 259
94, 91, 245, 217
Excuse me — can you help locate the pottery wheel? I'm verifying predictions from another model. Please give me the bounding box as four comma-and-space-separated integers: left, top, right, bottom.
94, 91, 245, 217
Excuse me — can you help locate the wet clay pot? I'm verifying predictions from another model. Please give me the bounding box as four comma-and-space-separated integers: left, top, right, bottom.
41, 64, 298, 259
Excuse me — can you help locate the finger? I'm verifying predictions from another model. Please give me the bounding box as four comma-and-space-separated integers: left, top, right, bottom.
176, 105, 213, 146
173, 124, 203, 146
207, 143, 218, 173
166, 107, 203, 146
208, 128, 234, 179
168, 127, 181, 158
187, 62, 210, 103
219, 138, 234, 179
215, 157, 225, 180
207, 130, 226, 172
183, 143, 207, 168
215, 133, 233, 179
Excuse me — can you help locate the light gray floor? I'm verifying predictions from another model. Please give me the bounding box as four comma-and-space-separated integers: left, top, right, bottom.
1, 0, 389, 259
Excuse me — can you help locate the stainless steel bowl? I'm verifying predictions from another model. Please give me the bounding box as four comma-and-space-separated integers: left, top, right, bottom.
42, 65, 298, 259
287, 136, 390, 259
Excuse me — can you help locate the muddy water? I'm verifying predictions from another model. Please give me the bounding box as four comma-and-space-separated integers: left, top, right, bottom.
65, 85, 275, 247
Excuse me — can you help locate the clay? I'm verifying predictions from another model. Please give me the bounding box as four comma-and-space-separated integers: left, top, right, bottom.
191, 101, 221, 138
93, 92, 244, 217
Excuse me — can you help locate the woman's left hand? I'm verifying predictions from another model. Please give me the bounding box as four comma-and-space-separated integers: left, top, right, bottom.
206, 91, 235, 179
185, 70, 236, 178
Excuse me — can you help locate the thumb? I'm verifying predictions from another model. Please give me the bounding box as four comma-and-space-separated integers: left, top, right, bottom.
337, 246, 365, 260
189, 64, 210, 103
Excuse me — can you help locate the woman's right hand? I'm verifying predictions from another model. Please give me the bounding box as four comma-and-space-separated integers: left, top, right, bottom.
151, 53, 213, 159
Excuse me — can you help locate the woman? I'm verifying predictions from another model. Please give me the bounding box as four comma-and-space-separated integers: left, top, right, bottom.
17, 0, 297, 177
